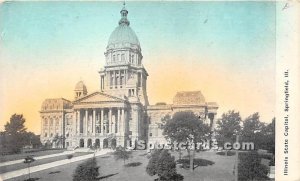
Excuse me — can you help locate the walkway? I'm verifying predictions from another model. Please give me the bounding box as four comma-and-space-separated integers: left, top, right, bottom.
0, 149, 111, 180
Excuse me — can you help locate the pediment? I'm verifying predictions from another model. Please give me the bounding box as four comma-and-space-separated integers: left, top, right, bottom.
74, 92, 125, 104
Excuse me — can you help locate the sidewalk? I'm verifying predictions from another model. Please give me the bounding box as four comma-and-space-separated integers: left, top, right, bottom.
0, 149, 111, 180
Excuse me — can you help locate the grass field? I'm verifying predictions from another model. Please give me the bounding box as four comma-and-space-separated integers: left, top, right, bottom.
0, 149, 65, 163
0, 152, 91, 174
6, 150, 235, 181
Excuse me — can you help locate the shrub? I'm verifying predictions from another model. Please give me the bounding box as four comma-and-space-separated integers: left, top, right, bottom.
113, 146, 132, 165
238, 152, 269, 181
146, 149, 183, 181
73, 157, 99, 181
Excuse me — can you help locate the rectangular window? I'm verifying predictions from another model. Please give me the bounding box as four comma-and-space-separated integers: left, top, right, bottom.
121, 54, 125, 61
138, 73, 141, 87
110, 73, 113, 87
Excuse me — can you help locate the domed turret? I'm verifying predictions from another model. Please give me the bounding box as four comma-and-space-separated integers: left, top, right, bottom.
74, 81, 87, 99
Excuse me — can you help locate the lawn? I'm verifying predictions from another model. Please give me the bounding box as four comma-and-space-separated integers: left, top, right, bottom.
6, 150, 235, 181
0, 149, 65, 163
0, 152, 91, 174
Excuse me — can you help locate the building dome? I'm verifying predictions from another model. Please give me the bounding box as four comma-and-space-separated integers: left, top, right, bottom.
74, 81, 87, 99
107, 6, 140, 50
75, 81, 87, 92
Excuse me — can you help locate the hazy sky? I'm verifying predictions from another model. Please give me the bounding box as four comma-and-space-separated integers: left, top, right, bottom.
0, 1, 276, 133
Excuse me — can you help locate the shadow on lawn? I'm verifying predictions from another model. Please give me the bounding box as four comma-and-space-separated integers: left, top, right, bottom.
48, 171, 61, 174
23, 178, 40, 181
98, 173, 118, 180
139, 153, 148, 156
216, 151, 236, 156
124, 162, 142, 167
177, 158, 215, 170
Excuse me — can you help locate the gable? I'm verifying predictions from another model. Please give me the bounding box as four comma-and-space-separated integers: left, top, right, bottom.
74, 92, 124, 104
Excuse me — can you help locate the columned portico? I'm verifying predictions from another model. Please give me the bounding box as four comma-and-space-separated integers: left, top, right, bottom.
72, 91, 131, 148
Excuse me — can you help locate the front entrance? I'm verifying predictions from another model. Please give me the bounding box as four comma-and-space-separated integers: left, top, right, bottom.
103, 139, 108, 148
87, 139, 92, 148
103, 137, 117, 149
95, 139, 100, 148
79, 139, 84, 148
111, 138, 116, 149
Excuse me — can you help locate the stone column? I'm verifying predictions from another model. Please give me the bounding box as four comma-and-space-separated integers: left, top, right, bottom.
125, 69, 127, 85
93, 109, 96, 136
72, 112, 76, 136
122, 109, 125, 134
109, 108, 112, 133
48, 117, 50, 137
117, 108, 121, 134
77, 110, 80, 134
140, 72, 143, 87
112, 110, 116, 134
119, 70, 121, 86
100, 109, 104, 135
85, 109, 88, 135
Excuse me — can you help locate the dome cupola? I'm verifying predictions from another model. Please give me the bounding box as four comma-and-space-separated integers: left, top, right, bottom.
106, 4, 140, 50
74, 81, 87, 99
104, 3, 143, 67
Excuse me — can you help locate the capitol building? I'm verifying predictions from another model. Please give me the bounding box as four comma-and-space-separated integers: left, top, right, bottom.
40, 6, 218, 149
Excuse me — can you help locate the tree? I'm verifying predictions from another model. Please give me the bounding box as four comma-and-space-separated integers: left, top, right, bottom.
261, 118, 275, 154
215, 110, 242, 155
113, 146, 132, 165
4, 114, 27, 135
2, 114, 27, 153
241, 112, 266, 150
163, 111, 210, 171
23, 132, 42, 148
146, 149, 183, 181
1, 114, 42, 154
146, 149, 162, 176
238, 152, 269, 180
24, 156, 35, 181
73, 157, 99, 181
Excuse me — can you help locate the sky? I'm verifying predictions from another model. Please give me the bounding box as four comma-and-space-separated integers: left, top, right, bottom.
0, 1, 276, 134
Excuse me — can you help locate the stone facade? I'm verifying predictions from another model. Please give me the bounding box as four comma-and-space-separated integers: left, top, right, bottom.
40, 6, 218, 149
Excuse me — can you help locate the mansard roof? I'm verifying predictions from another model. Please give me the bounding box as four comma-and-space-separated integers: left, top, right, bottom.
173, 91, 206, 105
41, 98, 72, 111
